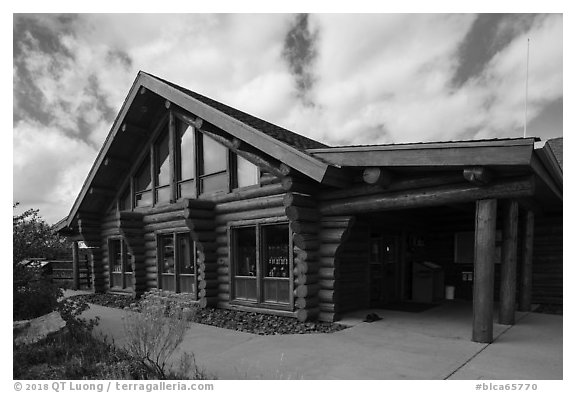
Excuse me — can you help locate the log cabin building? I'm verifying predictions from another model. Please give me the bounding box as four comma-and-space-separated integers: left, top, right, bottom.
56, 72, 563, 343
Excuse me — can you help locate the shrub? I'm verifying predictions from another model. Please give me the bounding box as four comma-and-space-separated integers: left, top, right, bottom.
122, 296, 199, 379
14, 262, 63, 320
57, 297, 99, 339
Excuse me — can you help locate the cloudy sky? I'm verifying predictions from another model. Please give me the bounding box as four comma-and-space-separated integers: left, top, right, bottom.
12, 13, 563, 224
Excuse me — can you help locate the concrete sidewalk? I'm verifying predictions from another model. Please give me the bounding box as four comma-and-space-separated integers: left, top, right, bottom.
80, 300, 562, 380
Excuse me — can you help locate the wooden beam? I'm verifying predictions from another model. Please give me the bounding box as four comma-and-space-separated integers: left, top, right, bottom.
499, 200, 519, 325
72, 241, 80, 290
362, 167, 392, 187
463, 166, 493, 186
518, 209, 535, 312
310, 140, 535, 167
139, 86, 147, 95
165, 100, 171, 109
103, 156, 130, 169
320, 176, 535, 216
168, 111, 177, 202
89, 186, 117, 197
121, 123, 147, 134
472, 198, 497, 343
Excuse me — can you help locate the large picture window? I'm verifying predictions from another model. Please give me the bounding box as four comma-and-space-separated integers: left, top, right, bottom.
109, 238, 133, 290
235, 155, 259, 189
177, 122, 196, 198
157, 232, 197, 297
231, 223, 291, 307
134, 157, 152, 208
199, 133, 228, 194
154, 128, 171, 203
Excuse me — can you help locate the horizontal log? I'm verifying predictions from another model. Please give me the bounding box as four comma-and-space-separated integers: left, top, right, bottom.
294, 260, 319, 275
199, 271, 219, 281
199, 279, 219, 289
295, 296, 319, 309
318, 303, 336, 313
208, 182, 285, 204
198, 297, 217, 308
260, 173, 280, 186
295, 283, 320, 298
285, 206, 319, 222
318, 289, 337, 303
185, 209, 215, 219
318, 312, 339, 323
144, 220, 187, 231
217, 265, 230, 275
199, 288, 219, 298
292, 234, 319, 251
321, 176, 536, 216
318, 228, 348, 243
290, 221, 319, 234
215, 194, 285, 214
318, 267, 336, 279
294, 273, 318, 286
283, 193, 316, 208
319, 243, 340, 257
216, 206, 286, 224
184, 219, 216, 231
293, 246, 316, 261
281, 177, 317, 195
317, 173, 464, 201
217, 293, 230, 301
318, 279, 335, 289
143, 210, 186, 224
217, 283, 230, 293
296, 307, 319, 322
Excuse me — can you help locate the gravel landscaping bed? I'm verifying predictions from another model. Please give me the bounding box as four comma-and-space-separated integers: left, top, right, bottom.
73, 293, 347, 335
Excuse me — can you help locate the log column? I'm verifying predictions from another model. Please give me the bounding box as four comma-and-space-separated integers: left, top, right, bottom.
472, 199, 497, 343
72, 241, 80, 290
518, 209, 535, 311
499, 200, 519, 325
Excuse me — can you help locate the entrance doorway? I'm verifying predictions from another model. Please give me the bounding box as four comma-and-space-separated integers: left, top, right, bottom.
369, 235, 401, 307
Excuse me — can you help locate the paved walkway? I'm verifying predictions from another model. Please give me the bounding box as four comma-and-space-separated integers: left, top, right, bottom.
78, 297, 562, 380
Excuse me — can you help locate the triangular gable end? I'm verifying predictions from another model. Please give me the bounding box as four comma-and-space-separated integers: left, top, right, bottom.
60, 72, 342, 230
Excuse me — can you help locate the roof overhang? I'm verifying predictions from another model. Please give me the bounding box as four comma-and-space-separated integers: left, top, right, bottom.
307, 138, 538, 168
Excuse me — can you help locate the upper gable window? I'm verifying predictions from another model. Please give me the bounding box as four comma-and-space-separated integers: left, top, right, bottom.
155, 128, 171, 203
177, 122, 196, 198
199, 133, 228, 194
135, 157, 152, 208
236, 155, 259, 188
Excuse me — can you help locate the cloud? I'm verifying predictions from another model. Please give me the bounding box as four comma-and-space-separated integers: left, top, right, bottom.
12, 13, 562, 224
282, 14, 319, 106
13, 120, 97, 224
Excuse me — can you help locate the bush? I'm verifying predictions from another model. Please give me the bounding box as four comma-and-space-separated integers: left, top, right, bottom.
14, 262, 63, 320
123, 295, 201, 379
57, 297, 99, 339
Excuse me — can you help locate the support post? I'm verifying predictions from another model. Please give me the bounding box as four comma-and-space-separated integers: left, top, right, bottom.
499, 200, 519, 325
472, 199, 497, 343
72, 241, 80, 290
519, 210, 535, 311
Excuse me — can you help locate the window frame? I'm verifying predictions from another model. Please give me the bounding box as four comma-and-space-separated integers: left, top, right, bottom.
229, 219, 294, 311
156, 230, 198, 298
153, 125, 172, 205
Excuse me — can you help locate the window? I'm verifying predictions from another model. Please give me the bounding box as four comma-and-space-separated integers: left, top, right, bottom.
199, 133, 228, 194
134, 158, 152, 207
155, 128, 171, 203
157, 232, 197, 297
109, 238, 133, 289
231, 223, 291, 307
119, 188, 131, 211
236, 155, 259, 188
177, 122, 196, 198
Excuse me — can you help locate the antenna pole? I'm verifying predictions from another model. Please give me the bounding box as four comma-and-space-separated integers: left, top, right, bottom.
524, 38, 530, 138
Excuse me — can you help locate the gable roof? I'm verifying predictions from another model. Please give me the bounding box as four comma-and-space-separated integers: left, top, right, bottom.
150, 73, 327, 151
57, 71, 336, 231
